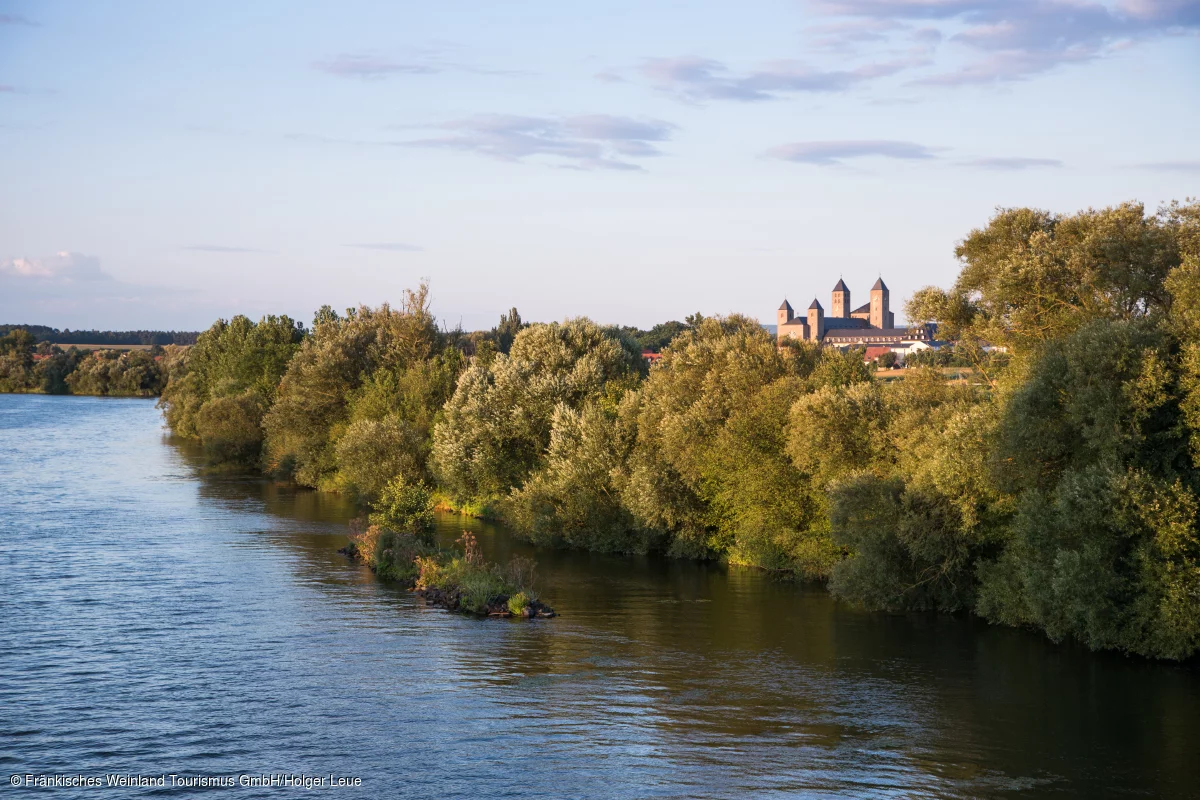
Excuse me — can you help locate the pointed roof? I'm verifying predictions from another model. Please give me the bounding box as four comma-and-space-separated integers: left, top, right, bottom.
779, 299, 793, 312
872, 277, 888, 291
808, 298, 823, 311
833, 278, 849, 292
852, 302, 870, 314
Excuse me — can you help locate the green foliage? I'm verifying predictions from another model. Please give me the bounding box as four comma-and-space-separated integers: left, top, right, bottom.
885, 199, 1200, 658
505, 399, 648, 553
34, 349, 85, 394
970, 316, 1200, 658
368, 477, 435, 541
621, 314, 820, 563
619, 320, 691, 353
491, 307, 525, 355
159, 314, 304, 465
808, 346, 873, 389
507, 591, 531, 615
431, 317, 644, 504
334, 416, 427, 501
65, 350, 166, 397
0, 328, 39, 355
87, 199, 1200, 659
907, 202, 1185, 359
1165, 251, 1200, 466
704, 377, 834, 575
976, 467, 1200, 659
352, 524, 434, 583
990, 319, 1190, 495
0, 329, 40, 392
0, 325, 198, 346
412, 537, 536, 614
194, 390, 267, 465
787, 381, 889, 487
263, 284, 457, 490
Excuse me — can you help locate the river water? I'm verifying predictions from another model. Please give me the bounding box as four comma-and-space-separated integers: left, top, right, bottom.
1, 394, 1197, 798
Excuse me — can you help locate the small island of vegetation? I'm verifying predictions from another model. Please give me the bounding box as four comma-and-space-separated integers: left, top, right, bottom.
340, 479, 553, 617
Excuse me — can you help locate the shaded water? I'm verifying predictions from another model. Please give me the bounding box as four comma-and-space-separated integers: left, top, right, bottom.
1, 394, 1198, 798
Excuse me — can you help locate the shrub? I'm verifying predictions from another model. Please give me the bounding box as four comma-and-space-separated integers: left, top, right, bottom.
507, 592, 531, 615
194, 390, 267, 466
411, 534, 541, 614
368, 478, 435, 540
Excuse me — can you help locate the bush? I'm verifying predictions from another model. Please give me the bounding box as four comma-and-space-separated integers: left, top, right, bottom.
368, 478, 435, 540
194, 390, 267, 466
507, 592, 531, 615
411, 534, 541, 614
335, 416, 426, 501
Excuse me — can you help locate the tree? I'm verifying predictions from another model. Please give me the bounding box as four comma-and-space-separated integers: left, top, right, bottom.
492, 307, 524, 355
906, 202, 1188, 366
67, 350, 166, 397
159, 314, 305, 464
264, 283, 450, 488
431, 317, 643, 504
0, 329, 36, 392
973, 318, 1200, 657
506, 399, 649, 553
620, 314, 818, 561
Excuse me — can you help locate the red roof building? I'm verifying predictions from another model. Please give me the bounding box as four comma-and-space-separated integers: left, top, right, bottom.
863, 345, 892, 362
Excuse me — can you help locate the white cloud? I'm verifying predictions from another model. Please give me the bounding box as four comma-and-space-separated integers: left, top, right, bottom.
1, 251, 109, 281
0, 252, 198, 327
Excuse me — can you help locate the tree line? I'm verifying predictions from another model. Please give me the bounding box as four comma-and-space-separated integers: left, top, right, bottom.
137, 200, 1200, 659
0, 324, 199, 346
0, 330, 185, 396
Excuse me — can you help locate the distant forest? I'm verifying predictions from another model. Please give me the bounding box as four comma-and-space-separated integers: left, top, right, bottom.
0, 325, 199, 346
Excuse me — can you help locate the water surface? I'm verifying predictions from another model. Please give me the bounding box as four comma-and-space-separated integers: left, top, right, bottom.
1, 395, 1197, 798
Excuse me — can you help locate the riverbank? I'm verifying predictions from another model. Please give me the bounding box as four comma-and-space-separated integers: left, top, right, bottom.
339, 528, 555, 618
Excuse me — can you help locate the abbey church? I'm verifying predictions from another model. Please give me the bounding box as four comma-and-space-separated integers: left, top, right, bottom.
777, 278, 935, 347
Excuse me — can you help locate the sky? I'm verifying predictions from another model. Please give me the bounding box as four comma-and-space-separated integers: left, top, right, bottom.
1, 0, 1197, 332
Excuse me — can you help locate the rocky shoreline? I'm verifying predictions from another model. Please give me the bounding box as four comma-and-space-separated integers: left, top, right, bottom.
414, 585, 556, 617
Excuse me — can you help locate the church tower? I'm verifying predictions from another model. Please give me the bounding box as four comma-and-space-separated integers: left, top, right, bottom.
807, 299, 825, 342
870, 278, 893, 329
831, 279, 850, 318
778, 299, 794, 329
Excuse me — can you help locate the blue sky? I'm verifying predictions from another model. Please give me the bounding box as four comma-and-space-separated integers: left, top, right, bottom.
1, 0, 1197, 331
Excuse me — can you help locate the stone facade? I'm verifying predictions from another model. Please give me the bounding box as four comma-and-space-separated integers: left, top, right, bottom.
776, 278, 932, 347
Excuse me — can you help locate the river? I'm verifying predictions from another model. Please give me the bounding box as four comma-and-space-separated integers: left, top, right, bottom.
1, 394, 1197, 798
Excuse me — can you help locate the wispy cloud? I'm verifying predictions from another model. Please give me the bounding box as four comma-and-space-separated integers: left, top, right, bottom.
1129, 160, 1200, 172
766, 139, 938, 165
404, 114, 676, 171
313, 55, 440, 79
0, 14, 35, 25
183, 245, 267, 253
814, 0, 1200, 85
806, 18, 909, 52
960, 156, 1064, 170
636, 55, 924, 102
313, 51, 525, 80
343, 242, 423, 252
0, 85, 18, 93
